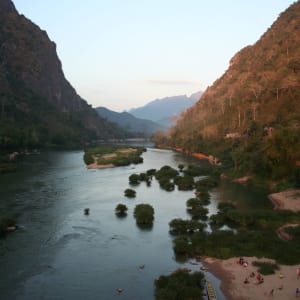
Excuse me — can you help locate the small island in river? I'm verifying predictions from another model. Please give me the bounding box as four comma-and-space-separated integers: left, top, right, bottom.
83, 145, 146, 169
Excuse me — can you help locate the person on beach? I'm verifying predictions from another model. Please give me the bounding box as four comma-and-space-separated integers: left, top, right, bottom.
297, 268, 300, 279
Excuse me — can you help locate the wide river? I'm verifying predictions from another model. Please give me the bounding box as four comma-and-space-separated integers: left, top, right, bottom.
0, 148, 271, 300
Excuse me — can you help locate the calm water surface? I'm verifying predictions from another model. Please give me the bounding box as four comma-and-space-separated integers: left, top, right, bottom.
0, 148, 270, 300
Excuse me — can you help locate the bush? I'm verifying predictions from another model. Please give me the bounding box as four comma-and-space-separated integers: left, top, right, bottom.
155, 165, 179, 180
129, 174, 140, 185
124, 188, 136, 198
252, 261, 279, 275
174, 175, 194, 190
155, 269, 204, 300
83, 152, 94, 165
115, 203, 128, 216
134, 204, 154, 225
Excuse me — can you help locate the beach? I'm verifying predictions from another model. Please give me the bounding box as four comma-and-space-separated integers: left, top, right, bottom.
204, 256, 300, 300
268, 189, 300, 211
86, 163, 114, 169
203, 189, 300, 299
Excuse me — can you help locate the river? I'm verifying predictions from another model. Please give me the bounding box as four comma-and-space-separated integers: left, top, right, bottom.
0, 148, 271, 300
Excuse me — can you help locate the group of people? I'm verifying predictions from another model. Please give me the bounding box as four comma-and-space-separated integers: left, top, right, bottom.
243, 271, 264, 285
238, 257, 248, 267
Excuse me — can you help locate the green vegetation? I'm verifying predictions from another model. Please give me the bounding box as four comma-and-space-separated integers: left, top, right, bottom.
152, 1, 300, 189
154, 269, 204, 300
186, 198, 209, 220
128, 172, 153, 186
170, 206, 300, 264
129, 174, 141, 185
124, 188, 136, 198
134, 204, 154, 225
115, 203, 128, 217
174, 175, 194, 191
169, 218, 207, 235
252, 261, 280, 275
83, 146, 146, 167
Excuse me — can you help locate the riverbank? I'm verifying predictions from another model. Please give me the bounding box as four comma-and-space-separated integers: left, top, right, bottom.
86, 163, 114, 169
203, 256, 300, 300
269, 189, 300, 211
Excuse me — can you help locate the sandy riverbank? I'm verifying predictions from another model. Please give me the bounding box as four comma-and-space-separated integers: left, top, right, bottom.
204, 256, 300, 300
269, 189, 300, 211
86, 163, 114, 169
202, 189, 300, 299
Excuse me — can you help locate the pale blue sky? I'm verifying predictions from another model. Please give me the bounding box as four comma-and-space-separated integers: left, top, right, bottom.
13, 0, 295, 111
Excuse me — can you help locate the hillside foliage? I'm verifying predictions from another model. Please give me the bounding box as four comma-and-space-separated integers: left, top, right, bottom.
154, 1, 300, 185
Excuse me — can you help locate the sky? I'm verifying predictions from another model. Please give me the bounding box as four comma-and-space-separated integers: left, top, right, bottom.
13, 0, 296, 112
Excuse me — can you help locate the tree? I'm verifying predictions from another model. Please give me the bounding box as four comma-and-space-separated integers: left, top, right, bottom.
134, 204, 154, 225
124, 188, 136, 198
115, 203, 128, 216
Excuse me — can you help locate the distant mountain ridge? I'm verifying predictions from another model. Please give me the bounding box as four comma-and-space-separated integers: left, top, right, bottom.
129, 92, 202, 127
95, 107, 165, 136
0, 0, 121, 150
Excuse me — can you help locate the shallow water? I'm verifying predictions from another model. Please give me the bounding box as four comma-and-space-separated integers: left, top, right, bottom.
0, 148, 270, 300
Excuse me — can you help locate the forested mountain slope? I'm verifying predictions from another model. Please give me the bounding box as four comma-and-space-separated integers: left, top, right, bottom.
0, 0, 122, 150
156, 1, 300, 184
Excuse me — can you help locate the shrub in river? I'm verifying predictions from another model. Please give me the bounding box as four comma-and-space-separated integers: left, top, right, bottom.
158, 177, 175, 191
169, 218, 207, 235
186, 198, 209, 220
155, 165, 178, 180
134, 204, 154, 225
172, 236, 191, 255
115, 203, 128, 217
129, 174, 140, 185
174, 175, 194, 191
197, 191, 211, 205
154, 269, 204, 300
178, 164, 185, 172
252, 261, 279, 275
124, 188, 136, 198
83, 152, 94, 165
146, 168, 156, 176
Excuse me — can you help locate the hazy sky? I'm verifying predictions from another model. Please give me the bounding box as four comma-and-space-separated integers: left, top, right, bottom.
13, 0, 295, 112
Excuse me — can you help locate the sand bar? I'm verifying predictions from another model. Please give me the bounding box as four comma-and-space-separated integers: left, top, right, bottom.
268, 189, 300, 211
204, 256, 300, 300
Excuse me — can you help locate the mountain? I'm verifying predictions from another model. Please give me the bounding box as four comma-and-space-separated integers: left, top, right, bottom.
0, 0, 122, 151
129, 92, 202, 127
95, 107, 165, 136
155, 2, 300, 183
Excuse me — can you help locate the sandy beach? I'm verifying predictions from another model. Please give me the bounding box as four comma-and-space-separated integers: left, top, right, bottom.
268, 189, 300, 211
86, 163, 114, 169
204, 256, 300, 300
202, 189, 300, 299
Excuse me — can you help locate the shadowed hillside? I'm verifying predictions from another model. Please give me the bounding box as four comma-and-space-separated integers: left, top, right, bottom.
0, 0, 122, 150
